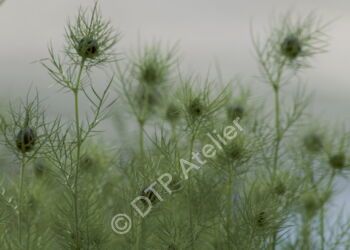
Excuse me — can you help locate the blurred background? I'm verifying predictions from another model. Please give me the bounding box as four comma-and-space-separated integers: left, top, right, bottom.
0, 0, 349, 216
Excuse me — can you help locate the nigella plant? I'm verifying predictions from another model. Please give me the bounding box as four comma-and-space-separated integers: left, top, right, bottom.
42, 3, 117, 249
115, 42, 177, 159
0, 90, 52, 249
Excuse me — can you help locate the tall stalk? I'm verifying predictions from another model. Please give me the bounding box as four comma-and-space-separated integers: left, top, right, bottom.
18, 155, 26, 248
72, 59, 85, 249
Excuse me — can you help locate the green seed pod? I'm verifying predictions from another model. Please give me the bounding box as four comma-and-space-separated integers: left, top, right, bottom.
168, 244, 176, 250
274, 181, 286, 196
187, 98, 204, 119
301, 192, 320, 216
256, 211, 267, 227
329, 153, 346, 169
140, 64, 159, 85
165, 103, 181, 123
78, 37, 99, 59
303, 133, 323, 153
16, 127, 36, 153
281, 35, 302, 60
226, 104, 244, 121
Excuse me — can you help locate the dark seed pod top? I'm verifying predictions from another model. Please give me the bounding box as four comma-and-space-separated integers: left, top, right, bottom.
187, 98, 204, 119
16, 127, 36, 153
168, 244, 176, 250
274, 181, 286, 196
78, 37, 99, 59
281, 35, 302, 60
303, 133, 323, 153
256, 211, 267, 227
226, 104, 244, 121
329, 153, 346, 170
141, 65, 159, 85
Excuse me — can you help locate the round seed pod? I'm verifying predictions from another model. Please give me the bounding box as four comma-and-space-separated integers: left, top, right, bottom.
16, 127, 36, 153
274, 181, 286, 196
78, 37, 99, 59
226, 104, 244, 121
165, 103, 181, 123
303, 133, 323, 153
329, 153, 346, 170
187, 98, 204, 119
140, 65, 159, 85
301, 192, 320, 216
281, 35, 302, 60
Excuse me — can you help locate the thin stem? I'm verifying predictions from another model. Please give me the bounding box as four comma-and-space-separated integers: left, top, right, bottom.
72, 59, 85, 250
18, 156, 26, 248
272, 86, 281, 173
139, 121, 145, 161
188, 133, 196, 250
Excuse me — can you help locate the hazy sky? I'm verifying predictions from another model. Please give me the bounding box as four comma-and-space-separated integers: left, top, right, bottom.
0, 0, 349, 120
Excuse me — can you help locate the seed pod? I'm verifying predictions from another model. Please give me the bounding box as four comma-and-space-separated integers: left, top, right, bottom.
226, 143, 243, 161
303, 133, 323, 153
256, 211, 267, 227
165, 103, 181, 123
168, 244, 176, 250
187, 98, 204, 119
16, 127, 36, 153
301, 192, 320, 216
140, 64, 159, 85
274, 181, 286, 196
226, 104, 244, 121
329, 153, 346, 169
78, 37, 99, 59
281, 35, 302, 60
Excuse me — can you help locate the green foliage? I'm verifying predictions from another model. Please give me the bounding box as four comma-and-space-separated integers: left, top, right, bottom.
0, 3, 349, 250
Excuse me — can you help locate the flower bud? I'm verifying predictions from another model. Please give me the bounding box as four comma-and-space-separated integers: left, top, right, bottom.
187, 98, 204, 119
16, 127, 36, 153
281, 35, 302, 60
78, 37, 99, 59
329, 153, 346, 170
303, 133, 323, 153
226, 104, 244, 121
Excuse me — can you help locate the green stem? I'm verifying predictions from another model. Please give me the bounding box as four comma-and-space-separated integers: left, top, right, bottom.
188, 133, 196, 250
73, 59, 85, 250
18, 156, 25, 248
139, 121, 145, 161
272, 86, 281, 173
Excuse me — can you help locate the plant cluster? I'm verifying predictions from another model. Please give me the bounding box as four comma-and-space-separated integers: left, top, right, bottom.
0, 3, 349, 250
